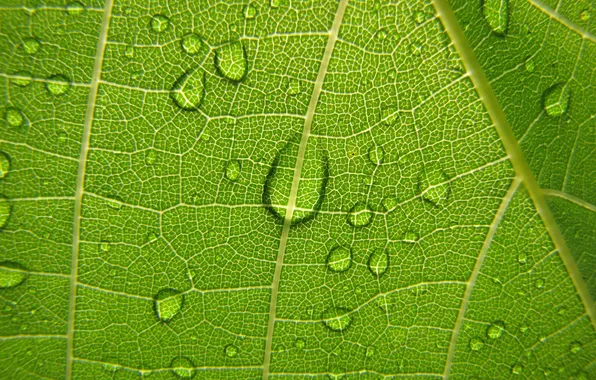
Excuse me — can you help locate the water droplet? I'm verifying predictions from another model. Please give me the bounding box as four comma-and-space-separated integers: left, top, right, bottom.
569, 341, 582, 354
368, 145, 385, 166
11, 71, 32, 87
580, 10, 590, 21
124, 45, 135, 59
0, 198, 11, 229
347, 202, 373, 227
511, 363, 523, 375
153, 288, 184, 322
295, 338, 305, 349
535, 278, 545, 288
410, 42, 422, 55
483, 0, 509, 35
225, 159, 241, 182
403, 231, 419, 242
322, 307, 352, 332
5, 107, 24, 128
285, 78, 301, 95
224, 344, 238, 357
270, 0, 281, 8
145, 150, 156, 165
381, 196, 398, 212
368, 249, 389, 277
525, 58, 535, 73
151, 14, 170, 33
326, 246, 352, 273
0, 151, 11, 179
365, 347, 375, 357
517, 252, 527, 264
100, 242, 110, 252
46, 74, 70, 96
487, 320, 505, 339
422, 169, 450, 206
244, 4, 256, 19
170, 357, 195, 379
0, 261, 28, 289
469, 337, 484, 351
414, 11, 427, 24
22, 37, 40, 54
520, 326, 529, 333
66, 2, 85, 15
181, 33, 203, 55
543, 83, 570, 117
215, 41, 248, 82
170, 68, 206, 110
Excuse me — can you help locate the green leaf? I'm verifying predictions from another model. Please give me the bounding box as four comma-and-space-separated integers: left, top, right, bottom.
0, 0, 594, 379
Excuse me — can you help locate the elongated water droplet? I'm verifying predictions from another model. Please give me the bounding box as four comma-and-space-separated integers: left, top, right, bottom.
511, 363, 523, 375
46, 74, 70, 96
368, 145, 385, 166
483, 0, 509, 35
263, 139, 329, 225
4, 107, 24, 128
181, 33, 203, 55
215, 41, 248, 82
0, 261, 27, 289
170, 357, 195, 379
244, 4, 256, 19
322, 307, 352, 332
151, 14, 170, 33
543, 83, 570, 117
469, 337, 484, 351
12, 71, 32, 87
154, 288, 184, 322
347, 202, 373, 227
0, 151, 9, 178
22, 37, 40, 54
368, 249, 389, 277
295, 338, 305, 349
170, 68, 206, 110
0, 198, 11, 229
487, 320, 505, 339
224, 344, 238, 357
66, 2, 85, 15
422, 169, 450, 206
327, 246, 352, 273
225, 159, 241, 182
569, 341, 582, 354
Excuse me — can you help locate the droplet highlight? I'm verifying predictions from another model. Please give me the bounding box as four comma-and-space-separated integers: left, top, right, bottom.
170, 68, 206, 111
215, 41, 248, 82
367, 249, 389, 277
511, 363, 523, 375
347, 202, 373, 227
22, 37, 40, 54
569, 341, 582, 354
46, 74, 70, 96
0, 151, 10, 178
517, 252, 527, 264
322, 307, 352, 332
170, 357, 196, 379
486, 320, 505, 339
543, 83, 570, 117
327, 246, 352, 273
154, 288, 185, 322
181, 33, 203, 55
225, 159, 241, 182
0, 261, 27, 289
151, 14, 170, 33
483, 0, 509, 35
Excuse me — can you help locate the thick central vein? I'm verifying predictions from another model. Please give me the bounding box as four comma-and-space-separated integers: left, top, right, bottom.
65, 0, 114, 378
261, 1, 349, 378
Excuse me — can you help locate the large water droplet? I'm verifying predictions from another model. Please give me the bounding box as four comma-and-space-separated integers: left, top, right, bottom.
66, 2, 85, 15
0, 261, 27, 289
46, 74, 70, 96
225, 159, 241, 182
181, 33, 203, 55
543, 83, 570, 117
483, 0, 509, 35
486, 320, 505, 339
170, 357, 196, 379
511, 363, 523, 375
368, 145, 385, 166
327, 246, 352, 273
151, 14, 170, 33
244, 4, 256, 19
263, 139, 329, 226
154, 288, 184, 322
170, 68, 206, 111
347, 202, 373, 227
569, 341, 582, 354
322, 307, 352, 332
215, 41, 248, 82
5, 107, 24, 128
224, 344, 238, 357
22, 37, 40, 54
0, 151, 10, 178
0, 198, 11, 229
469, 337, 484, 351
12, 71, 32, 87
368, 249, 389, 277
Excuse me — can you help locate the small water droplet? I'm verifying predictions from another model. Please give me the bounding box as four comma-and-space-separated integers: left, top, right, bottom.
535, 278, 545, 288
0, 261, 28, 289
410, 42, 422, 55
543, 83, 570, 117
580, 10, 590, 22
368, 249, 389, 277
365, 347, 375, 357
100, 242, 110, 252
0, 197, 11, 229
483, 0, 509, 35
46, 74, 70, 96
347, 202, 373, 227
22, 37, 40, 54
124, 45, 135, 59
244, 4, 256, 19
368, 145, 385, 166
487, 320, 505, 339
154, 288, 184, 322
517, 252, 527, 264
151, 14, 170, 33
181, 33, 203, 55
0, 151, 10, 179
12, 71, 32, 87
145, 150, 156, 165
285, 78, 301, 95
295, 338, 305, 349
66, 2, 85, 15
225, 159, 241, 182
5, 107, 24, 128
569, 341, 582, 354
270, 0, 281, 8
511, 363, 523, 375
170, 357, 195, 379
322, 307, 352, 332
423, 169, 450, 206
414, 11, 427, 24
215, 41, 248, 82
469, 337, 484, 351
224, 344, 238, 357
525, 58, 535, 73
382, 196, 398, 212
403, 231, 419, 243
170, 68, 206, 110
520, 326, 529, 333
326, 246, 352, 273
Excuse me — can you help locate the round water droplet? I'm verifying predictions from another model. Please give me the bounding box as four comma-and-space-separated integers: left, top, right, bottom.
487, 320, 505, 339
322, 307, 352, 332
46, 74, 70, 96
0, 198, 11, 229
215, 41, 248, 82
347, 202, 373, 227
543, 83, 570, 117
368, 145, 385, 166
66, 1, 85, 15
170, 68, 206, 110
569, 341, 582, 354
151, 14, 169, 33
326, 246, 352, 273
535, 278, 545, 289
365, 347, 375, 357
483, 0, 509, 35
145, 150, 156, 165
224, 344, 238, 357
270, 0, 281, 8
12, 71, 33, 87
381, 196, 398, 212
225, 159, 241, 182
511, 363, 523, 375
295, 338, 305, 349
124, 45, 135, 59
580, 10, 590, 21
285, 78, 301, 95
0, 151, 11, 179
525, 58, 535, 73
244, 4, 256, 19
5, 107, 24, 128
153, 288, 185, 322
22, 37, 40, 54
368, 249, 389, 277
0, 261, 28, 289
170, 357, 195, 379
181, 33, 203, 55
469, 337, 484, 351
517, 252, 527, 264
